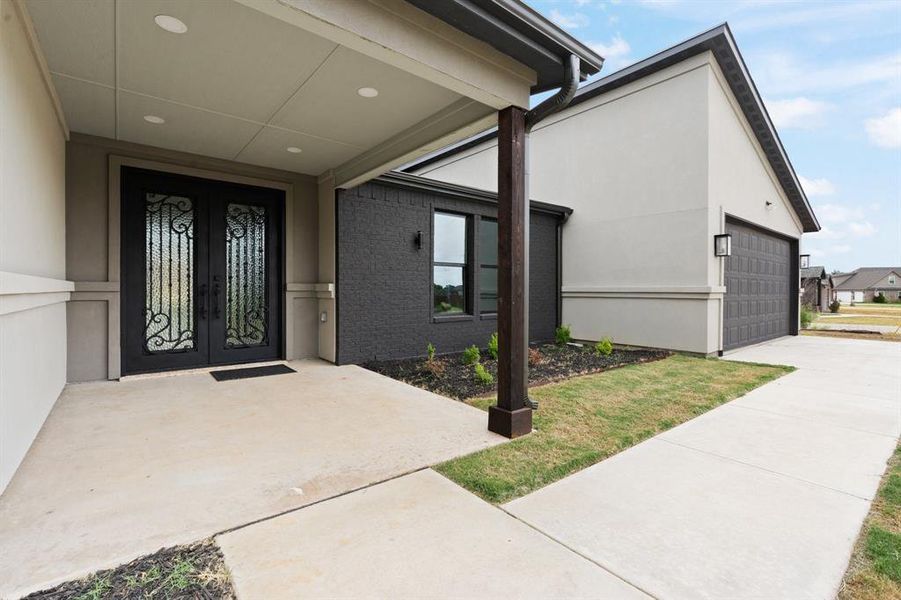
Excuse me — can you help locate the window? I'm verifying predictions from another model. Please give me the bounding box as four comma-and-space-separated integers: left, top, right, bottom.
479, 219, 498, 313
433, 212, 467, 314
890, 276, 896, 285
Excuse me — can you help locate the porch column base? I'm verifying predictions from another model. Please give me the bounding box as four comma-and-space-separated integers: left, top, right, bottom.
488, 405, 532, 438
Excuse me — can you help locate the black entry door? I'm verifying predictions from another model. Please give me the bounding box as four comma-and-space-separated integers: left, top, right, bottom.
122, 167, 283, 375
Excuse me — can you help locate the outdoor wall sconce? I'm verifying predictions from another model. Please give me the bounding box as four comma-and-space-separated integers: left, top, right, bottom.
414, 230, 423, 250
714, 233, 732, 257
800, 254, 810, 268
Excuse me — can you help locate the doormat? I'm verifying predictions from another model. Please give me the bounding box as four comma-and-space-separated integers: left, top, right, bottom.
210, 364, 296, 381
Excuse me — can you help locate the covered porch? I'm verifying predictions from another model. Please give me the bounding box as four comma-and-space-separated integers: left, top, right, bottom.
0, 361, 504, 597
1, 3, 602, 592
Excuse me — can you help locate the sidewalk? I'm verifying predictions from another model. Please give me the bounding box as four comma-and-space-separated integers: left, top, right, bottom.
504, 336, 899, 599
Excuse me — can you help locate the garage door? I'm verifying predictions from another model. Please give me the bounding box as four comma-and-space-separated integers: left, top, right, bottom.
723, 220, 793, 350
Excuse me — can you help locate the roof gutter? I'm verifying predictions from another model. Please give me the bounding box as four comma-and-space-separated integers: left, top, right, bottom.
525, 54, 581, 131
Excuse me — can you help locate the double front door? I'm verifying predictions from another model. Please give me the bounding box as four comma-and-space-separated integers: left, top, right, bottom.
122, 167, 283, 374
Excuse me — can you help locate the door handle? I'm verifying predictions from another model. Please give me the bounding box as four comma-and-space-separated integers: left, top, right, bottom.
198, 284, 208, 320
212, 280, 221, 319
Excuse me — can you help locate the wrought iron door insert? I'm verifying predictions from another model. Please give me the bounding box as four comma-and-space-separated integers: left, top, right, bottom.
122, 168, 283, 374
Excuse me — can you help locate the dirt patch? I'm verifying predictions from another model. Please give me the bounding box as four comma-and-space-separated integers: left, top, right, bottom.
362, 343, 670, 400
24, 540, 234, 600
803, 329, 901, 343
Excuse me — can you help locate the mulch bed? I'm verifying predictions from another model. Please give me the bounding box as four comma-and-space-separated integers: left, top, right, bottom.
24, 540, 234, 600
363, 343, 670, 400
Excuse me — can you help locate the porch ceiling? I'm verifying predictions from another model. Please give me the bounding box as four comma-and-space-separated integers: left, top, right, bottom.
25, 0, 495, 179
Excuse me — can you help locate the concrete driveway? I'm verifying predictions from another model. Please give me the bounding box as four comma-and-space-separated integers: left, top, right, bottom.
0, 360, 503, 598
502, 336, 899, 599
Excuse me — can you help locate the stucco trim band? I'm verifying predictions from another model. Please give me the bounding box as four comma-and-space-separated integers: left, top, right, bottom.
286, 283, 335, 299
0, 271, 73, 315
562, 286, 726, 300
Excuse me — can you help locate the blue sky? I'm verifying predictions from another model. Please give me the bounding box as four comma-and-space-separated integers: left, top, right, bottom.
526, 0, 901, 272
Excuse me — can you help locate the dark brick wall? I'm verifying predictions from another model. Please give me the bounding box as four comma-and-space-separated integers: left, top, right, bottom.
337, 181, 561, 364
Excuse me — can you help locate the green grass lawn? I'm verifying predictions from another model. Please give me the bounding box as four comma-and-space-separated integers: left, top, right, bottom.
436, 354, 792, 504
839, 445, 901, 600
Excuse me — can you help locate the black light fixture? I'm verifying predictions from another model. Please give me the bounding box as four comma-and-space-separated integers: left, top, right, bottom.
714, 233, 732, 257
414, 230, 423, 250
800, 254, 810, 268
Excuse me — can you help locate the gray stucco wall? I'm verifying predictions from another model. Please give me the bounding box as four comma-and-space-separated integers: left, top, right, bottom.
336, 181, 561, 364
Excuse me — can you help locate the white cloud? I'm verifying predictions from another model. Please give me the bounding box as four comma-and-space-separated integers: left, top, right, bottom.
807, 225, 845, 240
815, 203, 864, 224
548, 9, 589, 29
735, 1, 899, 32
848, 221, 877, 237
589, 34, 631, 71
766, 97, 831, 129
808, 203, 878, 242
574, 0, 592, 6
752, 51, 901, 96
798, 176, 836, 197
865, 107, 901, 149
809, 244, 852, 258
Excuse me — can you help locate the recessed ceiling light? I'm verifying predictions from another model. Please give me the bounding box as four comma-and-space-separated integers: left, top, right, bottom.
286, 146, 302, 154
154, 15, 188, 34
357, 87, 379, 98
144, 115, 165, 124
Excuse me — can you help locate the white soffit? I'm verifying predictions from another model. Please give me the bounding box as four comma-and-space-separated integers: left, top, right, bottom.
25, 0, 467, 177
270, 46, 464, 148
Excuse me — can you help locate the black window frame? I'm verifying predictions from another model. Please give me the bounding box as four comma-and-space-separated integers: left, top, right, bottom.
431, 210, 472, 320
478, 217, 498, 316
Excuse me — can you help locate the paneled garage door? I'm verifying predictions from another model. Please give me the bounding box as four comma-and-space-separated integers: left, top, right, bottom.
723, 219, 794, 350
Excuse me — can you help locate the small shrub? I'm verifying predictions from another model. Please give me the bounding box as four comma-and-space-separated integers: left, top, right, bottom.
594, 337, 613, 356
473, 362, 494, 385
462, 345, 481, 365
555, 324, 572, 345
800, 304, 815, 329
828, 299, 840, 313
426, 342, 435, 361
528, 347, 543, 367
874, 293, 888, 304
487, 332, 499, 360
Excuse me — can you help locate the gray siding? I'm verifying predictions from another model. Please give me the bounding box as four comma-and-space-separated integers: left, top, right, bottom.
337, 181, 561, 364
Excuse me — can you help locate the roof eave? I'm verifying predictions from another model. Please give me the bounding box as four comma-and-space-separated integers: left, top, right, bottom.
406, 0, 603, 94
377, 171, 573, 216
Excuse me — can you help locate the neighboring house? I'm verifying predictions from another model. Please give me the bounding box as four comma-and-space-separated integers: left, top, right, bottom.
0, 0, 602, 490
406, 24, 820, 354
801, 266, 833, 311
834, 267, 901, 303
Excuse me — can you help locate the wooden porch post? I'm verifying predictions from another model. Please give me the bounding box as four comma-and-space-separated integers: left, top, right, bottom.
488, 106, 531, 438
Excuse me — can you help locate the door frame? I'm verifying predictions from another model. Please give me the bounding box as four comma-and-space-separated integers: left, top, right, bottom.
721, 214, 800, 352
119, 164, 287, 376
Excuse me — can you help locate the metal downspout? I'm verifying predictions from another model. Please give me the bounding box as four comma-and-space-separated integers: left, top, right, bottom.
521, 54, 582, 410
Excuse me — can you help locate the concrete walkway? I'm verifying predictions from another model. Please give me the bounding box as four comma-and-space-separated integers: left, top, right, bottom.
216, 336, 898, 599
219, 469, 648, 599
504, 336, 899, 599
